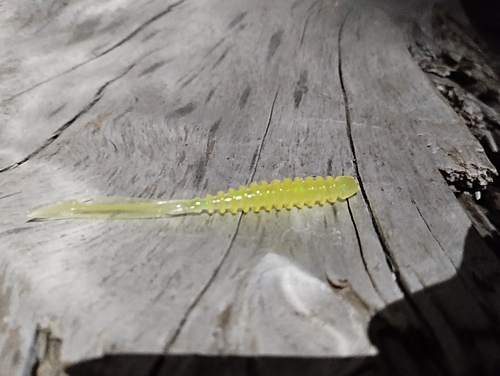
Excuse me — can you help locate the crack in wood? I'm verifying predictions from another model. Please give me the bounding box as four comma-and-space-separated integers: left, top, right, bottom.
337, 6, 433, 328
4, 0, 185, 104
180, 67, 206, 89
413, 203, 455, 269
298, 12, 310, 49
204, 38, 226, 58
97, 0, 185, 57
337, 8, 390, 272
212, 46, 232, 69
161, 89, 279, 354
297, 0, 321, 49
227, 12, 248, 30
293, 70, 308, 109
0, 59, 143, 174
0, 192, 21, 201
162, 214, 244, 352
338, 20, 453, 366
346, 199, 382, 305
160, 90, 279, 352
248, 89, 279, 182
139, 61, 169, 77
30, 326, 67, 376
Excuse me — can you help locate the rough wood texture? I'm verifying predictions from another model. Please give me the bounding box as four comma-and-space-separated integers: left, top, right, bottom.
1, 0, 500, 375
410, 2, 500, 253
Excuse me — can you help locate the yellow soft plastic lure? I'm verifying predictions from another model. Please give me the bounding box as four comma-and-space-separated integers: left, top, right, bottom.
28, 176, 360, 220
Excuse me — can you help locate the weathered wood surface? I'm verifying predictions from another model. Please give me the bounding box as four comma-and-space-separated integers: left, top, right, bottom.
1, 0, 500, 375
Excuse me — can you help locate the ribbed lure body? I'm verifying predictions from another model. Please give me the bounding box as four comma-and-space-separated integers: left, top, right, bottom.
204, 176, 359, 214
29, 176, 360, 219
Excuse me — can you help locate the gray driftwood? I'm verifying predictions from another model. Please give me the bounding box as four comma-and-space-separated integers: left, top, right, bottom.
1, 0, 500, 375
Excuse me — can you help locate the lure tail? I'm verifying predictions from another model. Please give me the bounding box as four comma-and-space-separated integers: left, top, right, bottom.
28, 197, 206, 220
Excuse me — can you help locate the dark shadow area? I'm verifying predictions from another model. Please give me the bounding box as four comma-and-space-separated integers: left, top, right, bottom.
65, 226, 500, 376
65, 354, 381, 376
465, 147, 500, 260
368, 226, 500, 376
459, 0, 500, 52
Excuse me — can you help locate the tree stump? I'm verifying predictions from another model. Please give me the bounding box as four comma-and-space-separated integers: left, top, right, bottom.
1, 0, 500, 375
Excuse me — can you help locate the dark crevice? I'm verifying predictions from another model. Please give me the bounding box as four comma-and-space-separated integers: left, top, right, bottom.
299, 12, 311, 49
476, 89, 498, 107
166, 92, 283, 348
4, 0, 185, 104
30, 326, 65, 376
180, 68, 204, 89
293, 70, 308, 109
213, 47, 232, 69
249, 147, 260, 173
192, 158, 206, 189
144, 356, 165, 376
96, 0, 185, 57
346, 199, 383, 305
0, 192, 21, 201
139, 60, 169, 77
337, 8, 397, 283
337, 8, 446, 370
204, 38, 226, 58
162, 214, 244, 352
0, 61, 139, 174
248, 89, 279, 182
205, 87, 216, 104
157, 87, 279, 355
447, 69, 478, 89
326, 158, 333, 176
208, 118, 222, 142
227, 12, 247, 30
414, 204, 449, 263
298, 0, 322, 50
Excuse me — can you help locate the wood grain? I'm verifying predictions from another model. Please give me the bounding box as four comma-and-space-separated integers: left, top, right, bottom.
1, 0, 499, 375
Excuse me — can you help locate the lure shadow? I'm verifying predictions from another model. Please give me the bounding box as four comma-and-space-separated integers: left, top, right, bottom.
65, 226, 500, 376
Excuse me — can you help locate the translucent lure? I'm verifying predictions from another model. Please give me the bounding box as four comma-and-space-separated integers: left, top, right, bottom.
28, 176, 360, 220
